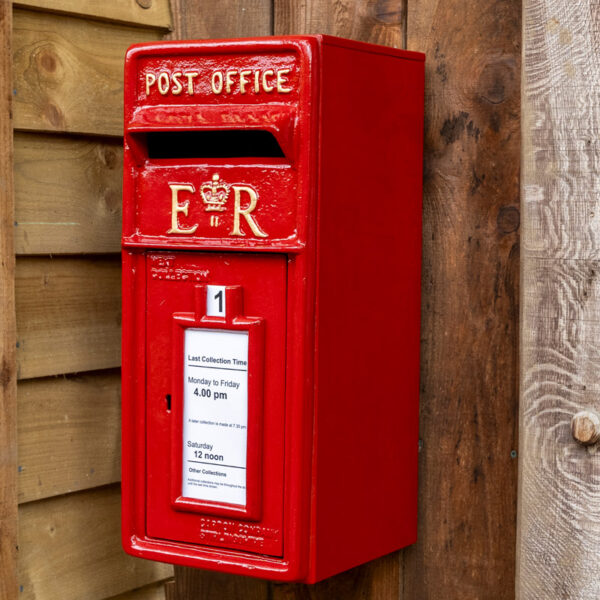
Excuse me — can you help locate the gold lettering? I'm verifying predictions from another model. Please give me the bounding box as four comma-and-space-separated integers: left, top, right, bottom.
145, 72, 156, 95
210, 215, 220, 227
276, 69, 292, 93
225, 70, 238, 93
239, 70, 251, 94
171, 71, 183, 95
211, 71, 223, 94
158, 72, 170, 95
167, 184, 198, 234
230, 185, 267, 238
262, 69, 275, 92
254, 70, 260, 93
185, 71, 198, 95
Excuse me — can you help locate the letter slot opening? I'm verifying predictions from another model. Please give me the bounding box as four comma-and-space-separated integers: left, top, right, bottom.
146, 130, 286, 159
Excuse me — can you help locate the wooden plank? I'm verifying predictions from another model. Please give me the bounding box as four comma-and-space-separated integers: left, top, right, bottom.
273, 5, 404, 599
0, 1, 18, 598
167, 0, 271, 39
18, 485, 173, 600
15, 257, 121, 380
107, 580, 172, 600
404, 1, 520, 599
170, 2, 406, 598
273, 0, 406, 47
13, 8, 161, 136
167, 2, 271, 597
18, 371, 121, 504
14, 132, 122, 255
518, 0, 600, 598
14, 0, 172, 30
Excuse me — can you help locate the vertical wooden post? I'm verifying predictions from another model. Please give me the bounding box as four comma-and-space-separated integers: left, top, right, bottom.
404, 0, 520, 598
167, 3, 273, 598
0, 1, 17, 599
519, 1, 600, 597
271, 6, 407, 599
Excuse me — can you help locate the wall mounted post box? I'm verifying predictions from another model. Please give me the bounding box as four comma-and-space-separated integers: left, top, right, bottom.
121, 35, 424, 583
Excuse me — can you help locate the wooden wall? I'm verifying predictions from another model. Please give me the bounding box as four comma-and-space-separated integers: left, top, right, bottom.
10, 1, 174, 598
166, 1, 521, 599
0, 1, 522, 598
519, 0, 600, 598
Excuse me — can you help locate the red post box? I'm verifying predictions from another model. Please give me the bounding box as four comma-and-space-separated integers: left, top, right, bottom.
121, 35, 424, 583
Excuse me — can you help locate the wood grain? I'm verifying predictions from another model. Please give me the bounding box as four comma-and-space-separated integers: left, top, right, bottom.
274, 0, 406, 47
18, 485, 173, 600
14, 0, 172, 29
15, 257, 121, 380
405, 0, 520, 598
167, 0, 271, 40
519, 2, 600, 593
108, 580, 172, 600
0, 2, 18, 599
17, 371, 121, 504
14, 132, 122, 254
167, 4, 271, 598
13, 8, 161, 136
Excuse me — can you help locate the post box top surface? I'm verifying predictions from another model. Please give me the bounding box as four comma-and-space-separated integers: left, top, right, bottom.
125, 35, 425, 63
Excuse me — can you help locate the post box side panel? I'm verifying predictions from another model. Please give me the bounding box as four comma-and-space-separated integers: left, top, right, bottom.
144, 252, 286, 557
311, 42, 424, 581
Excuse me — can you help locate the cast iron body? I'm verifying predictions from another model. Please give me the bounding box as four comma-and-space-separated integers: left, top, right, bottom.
122, 35, 424, 583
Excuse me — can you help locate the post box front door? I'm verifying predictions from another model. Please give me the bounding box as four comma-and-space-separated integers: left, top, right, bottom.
145, 252, 286, 556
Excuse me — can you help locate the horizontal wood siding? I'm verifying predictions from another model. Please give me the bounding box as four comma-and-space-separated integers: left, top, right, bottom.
13, 2, 173, 599
15, 257, 121, 380
13, 9, 161, 136
18, 372, 121, 503
13, 0, 172, 29
14, 133, 122, 255
18, 486, 172, 600
109, 582, 171, 600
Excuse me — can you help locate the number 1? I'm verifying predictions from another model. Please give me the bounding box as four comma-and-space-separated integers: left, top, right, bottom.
215, 290, 223, 313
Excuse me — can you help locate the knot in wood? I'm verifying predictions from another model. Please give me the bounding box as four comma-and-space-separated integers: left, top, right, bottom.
571, 411, 600, 445
136, 0, 152, 8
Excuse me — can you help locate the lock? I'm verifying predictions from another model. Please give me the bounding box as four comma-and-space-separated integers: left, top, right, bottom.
121, 35, 424, 583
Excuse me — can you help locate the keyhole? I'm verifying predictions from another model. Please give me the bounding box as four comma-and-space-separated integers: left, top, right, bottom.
165, 394, 171, 411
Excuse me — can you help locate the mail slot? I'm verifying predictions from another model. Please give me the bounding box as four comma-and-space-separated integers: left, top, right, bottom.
121, 35, 424, 583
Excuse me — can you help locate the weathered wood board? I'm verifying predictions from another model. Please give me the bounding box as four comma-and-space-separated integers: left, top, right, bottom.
274, 0, 406, 48
0, 3, 18, 600
13, 8, 161, 136
18, 485, 173, 600
404, 0, 521, 597
167, 0, 271, 39
18, 371, 121, 503
109, 581, 171, 600
14, 133, 122, 255
14, 0, 172, 29
15, 257, 121, 380
519, 0, 600, 598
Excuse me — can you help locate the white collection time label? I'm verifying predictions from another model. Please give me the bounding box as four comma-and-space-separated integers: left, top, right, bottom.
182, 328, 248, 506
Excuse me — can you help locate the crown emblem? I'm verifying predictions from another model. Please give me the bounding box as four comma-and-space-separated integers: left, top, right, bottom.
201, 174, 230, 212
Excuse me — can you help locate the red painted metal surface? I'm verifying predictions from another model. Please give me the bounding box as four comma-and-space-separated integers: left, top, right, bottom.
121, 35, 425, 583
